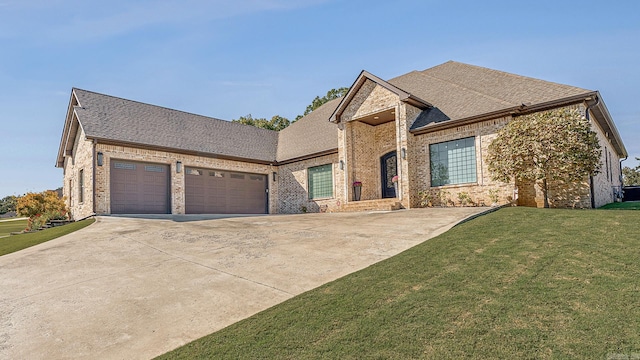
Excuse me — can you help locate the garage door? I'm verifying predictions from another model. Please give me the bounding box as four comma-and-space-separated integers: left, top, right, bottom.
185, 167, 267, 214
110, 160, 170, 214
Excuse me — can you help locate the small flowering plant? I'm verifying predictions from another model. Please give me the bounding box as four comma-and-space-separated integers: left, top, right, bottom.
391, 175, 399, 183
352, 181, 362, 187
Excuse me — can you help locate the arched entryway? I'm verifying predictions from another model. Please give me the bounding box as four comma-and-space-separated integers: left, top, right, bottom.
380, 151, 397, 198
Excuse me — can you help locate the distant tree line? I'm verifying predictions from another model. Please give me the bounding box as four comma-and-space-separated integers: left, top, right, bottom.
622, 158, 640, 186
232, 87, 348, 131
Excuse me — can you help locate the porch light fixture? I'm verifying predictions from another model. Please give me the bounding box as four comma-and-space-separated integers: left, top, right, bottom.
272, 171, 277, 182
176, 161, 182, 173
339, 160, 344, 170
96, 152, 103, 166
401, 147, 406, 159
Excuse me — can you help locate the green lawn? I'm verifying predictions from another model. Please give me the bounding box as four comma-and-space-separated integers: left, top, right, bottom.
0, 218, 28, 237
158, 207, 640, 359
0, 218, 95, 256
600, 201, 640, 210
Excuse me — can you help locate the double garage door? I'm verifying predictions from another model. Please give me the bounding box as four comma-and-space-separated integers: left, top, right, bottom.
110, 160, 268, 214
185, 167, 268, 214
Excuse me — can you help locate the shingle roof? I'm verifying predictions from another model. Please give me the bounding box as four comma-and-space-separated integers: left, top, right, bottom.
72, 88, 279, 163
62, 61, 614, 166
387, 61, 593, 131
276, 98, 341, 162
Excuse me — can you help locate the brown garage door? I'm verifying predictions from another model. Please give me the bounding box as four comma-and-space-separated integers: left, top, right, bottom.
110, 160, 170, 214
185, 167, 267, 214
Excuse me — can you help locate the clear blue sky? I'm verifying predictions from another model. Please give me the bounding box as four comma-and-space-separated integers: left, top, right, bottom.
1, 0, 638, 196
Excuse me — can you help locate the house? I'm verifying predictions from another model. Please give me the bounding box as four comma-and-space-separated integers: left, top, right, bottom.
56, 61, 627, 219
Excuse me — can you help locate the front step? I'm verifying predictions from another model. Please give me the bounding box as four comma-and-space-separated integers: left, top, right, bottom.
337, 199, 404, 212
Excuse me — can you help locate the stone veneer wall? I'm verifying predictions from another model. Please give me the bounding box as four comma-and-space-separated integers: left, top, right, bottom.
62, 127, 95, 220
93, 143, 278, 214
276, 153, 341, 213
408, 116, 515, 208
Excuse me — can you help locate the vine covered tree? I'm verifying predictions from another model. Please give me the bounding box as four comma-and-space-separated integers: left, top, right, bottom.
487, 108, 601, 208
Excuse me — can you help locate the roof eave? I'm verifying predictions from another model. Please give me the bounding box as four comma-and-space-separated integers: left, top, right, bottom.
410, 92, 598, 135
56, 90, 81, 168
89, 137, 277, 165
587, 92, 628, 158
275, 148, 339, 165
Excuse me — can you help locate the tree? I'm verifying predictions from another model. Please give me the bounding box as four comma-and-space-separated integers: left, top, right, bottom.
16, 190, 67, 219
232, 114, 290, 131
622, 157, 640, 186
0, 195, 17, 214
487, 108, 601, 208
232, 87, 348, 130
295, 87, 349, 121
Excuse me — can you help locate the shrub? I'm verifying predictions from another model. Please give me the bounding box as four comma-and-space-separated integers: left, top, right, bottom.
17, 191, 67, 231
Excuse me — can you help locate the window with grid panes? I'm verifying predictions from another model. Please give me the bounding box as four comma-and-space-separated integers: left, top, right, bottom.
429, 137, 477, 186
308, 164, 333, 199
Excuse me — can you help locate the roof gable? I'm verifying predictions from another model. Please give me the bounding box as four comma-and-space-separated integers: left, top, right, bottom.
329, 70, 431, 123
60, 89, 279, 165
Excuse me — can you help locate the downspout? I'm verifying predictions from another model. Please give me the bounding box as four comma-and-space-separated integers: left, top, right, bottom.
92, 139, 97, 215
585, 97, 599, 208
619, 156, 628, 201
619, 156, 628, 186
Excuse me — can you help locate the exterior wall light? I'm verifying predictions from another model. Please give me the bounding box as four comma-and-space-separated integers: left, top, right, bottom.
339, 160, 344, 170
272, 171, 277, 182
401, 148, 407, 159
97, 152, 103, 166
176, 161, 182, 173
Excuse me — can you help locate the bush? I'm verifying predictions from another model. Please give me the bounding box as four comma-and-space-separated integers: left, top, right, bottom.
17, 191, 67, 231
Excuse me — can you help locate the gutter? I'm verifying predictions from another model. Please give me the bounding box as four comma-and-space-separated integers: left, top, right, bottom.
90, 137, 277, 166
410, 92, 597, 135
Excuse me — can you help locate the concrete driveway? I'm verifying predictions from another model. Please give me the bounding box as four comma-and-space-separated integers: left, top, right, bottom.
0, 208, 486, 359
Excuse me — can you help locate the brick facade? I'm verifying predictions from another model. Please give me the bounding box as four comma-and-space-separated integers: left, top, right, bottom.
62, 127, 95, 220
61, 74, 625, 217
340, 81, 403, 204
276, 154, 341, 214
94, 144, 278, 215
408, 116, 515, 208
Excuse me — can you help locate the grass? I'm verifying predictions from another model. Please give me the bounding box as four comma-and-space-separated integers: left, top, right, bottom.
0, 218, 28, 237
158, 207, 640, 359
0, 218, 95, 256
600, 201, 640, 210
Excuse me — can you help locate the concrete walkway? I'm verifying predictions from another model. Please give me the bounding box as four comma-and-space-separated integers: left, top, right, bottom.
0, 208, 486, 359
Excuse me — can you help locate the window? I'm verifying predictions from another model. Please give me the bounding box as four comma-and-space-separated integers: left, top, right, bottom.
429, 137, 477, 187
78, 169, 85, 203
308, 164, 333, 199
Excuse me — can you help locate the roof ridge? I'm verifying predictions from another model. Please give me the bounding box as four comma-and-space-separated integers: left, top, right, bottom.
72, 88, 278, 135
421, 61, 592, 94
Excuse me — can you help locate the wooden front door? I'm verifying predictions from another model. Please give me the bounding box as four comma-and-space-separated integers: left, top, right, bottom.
381, 151, 397, 198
